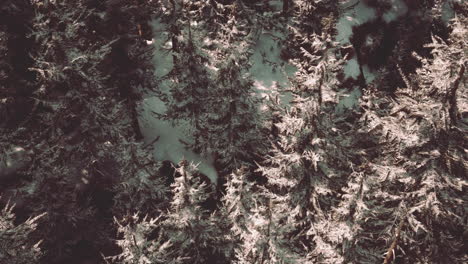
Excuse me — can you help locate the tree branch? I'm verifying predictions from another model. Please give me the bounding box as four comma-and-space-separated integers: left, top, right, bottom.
447, 61, 466, 125
383, 214, 406, 264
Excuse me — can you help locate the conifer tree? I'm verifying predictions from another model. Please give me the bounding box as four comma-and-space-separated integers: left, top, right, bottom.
163, 14, 214, 153
0, 201, 45, 264
220, 168, 256, 262
221, 167, 300, 263
0, 1, 161, 262
339, 11, 467, 263
111, 160, 228, 264
161, 160, 227, 263
258, 29, 353, 262
201, 53, 266, 175
102, 0, 157, 139
109, 213, 172, 264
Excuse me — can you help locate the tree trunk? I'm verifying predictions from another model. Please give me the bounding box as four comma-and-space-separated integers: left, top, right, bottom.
283, 0, 289, 16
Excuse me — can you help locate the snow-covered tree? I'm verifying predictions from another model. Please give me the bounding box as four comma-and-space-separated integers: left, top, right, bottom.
219, 168, 250, 259
111, 161, 228, 264
257, 28, 355, 262
164, 22, 214, 153
161, 160, 227, 263
0, 1, 161, 262
2, 1, 466, 263
340, 12, 467, 263
202, 54, 266, 175
108, 214, 172, 264
0, 201, 45, 264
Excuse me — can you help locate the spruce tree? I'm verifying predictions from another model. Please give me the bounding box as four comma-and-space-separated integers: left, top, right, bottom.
339, 11, 467, 263
0, 0, 161, 262
0, 202, 45, 264
112, 161, 227, 264
201, 53, 266, 175
257, 27, 354, 262
163, 16, 214, 153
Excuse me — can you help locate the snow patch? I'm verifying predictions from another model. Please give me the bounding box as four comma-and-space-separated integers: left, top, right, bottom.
343, 57, 361, 79
335, 87, 362, 113
442, 0, 457, 25
336, 1, 377, 80
336, 0, 377, 44
383, 0, 408, 23
249, 31, 296, 107
362, 65, 376, 83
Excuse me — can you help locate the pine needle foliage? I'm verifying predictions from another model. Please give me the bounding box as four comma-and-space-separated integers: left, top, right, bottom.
0, 201, 45, 264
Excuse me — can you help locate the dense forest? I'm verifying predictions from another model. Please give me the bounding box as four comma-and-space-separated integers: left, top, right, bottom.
0, 0, 466, 263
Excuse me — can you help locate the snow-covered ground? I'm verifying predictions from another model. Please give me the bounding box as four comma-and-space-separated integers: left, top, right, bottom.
383, 0, 408, 23
249, 30, 296, 108
336, 0, 377, 45
138, 96, 218, 182
442, 0, 457, 25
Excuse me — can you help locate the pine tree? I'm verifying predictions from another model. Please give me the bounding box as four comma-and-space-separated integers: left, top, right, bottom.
112, 161, 228, 264
340, 11, 467, 263
161, 160, 227, 263
0, 201, 45, 264
220, 168, 257, 262
201, 53, 266, 175
109, 214, 172, 264
163, 16, 214, 153
257, 29, 353, 262
222, 167, 300, 263
2, 0, 161, 262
